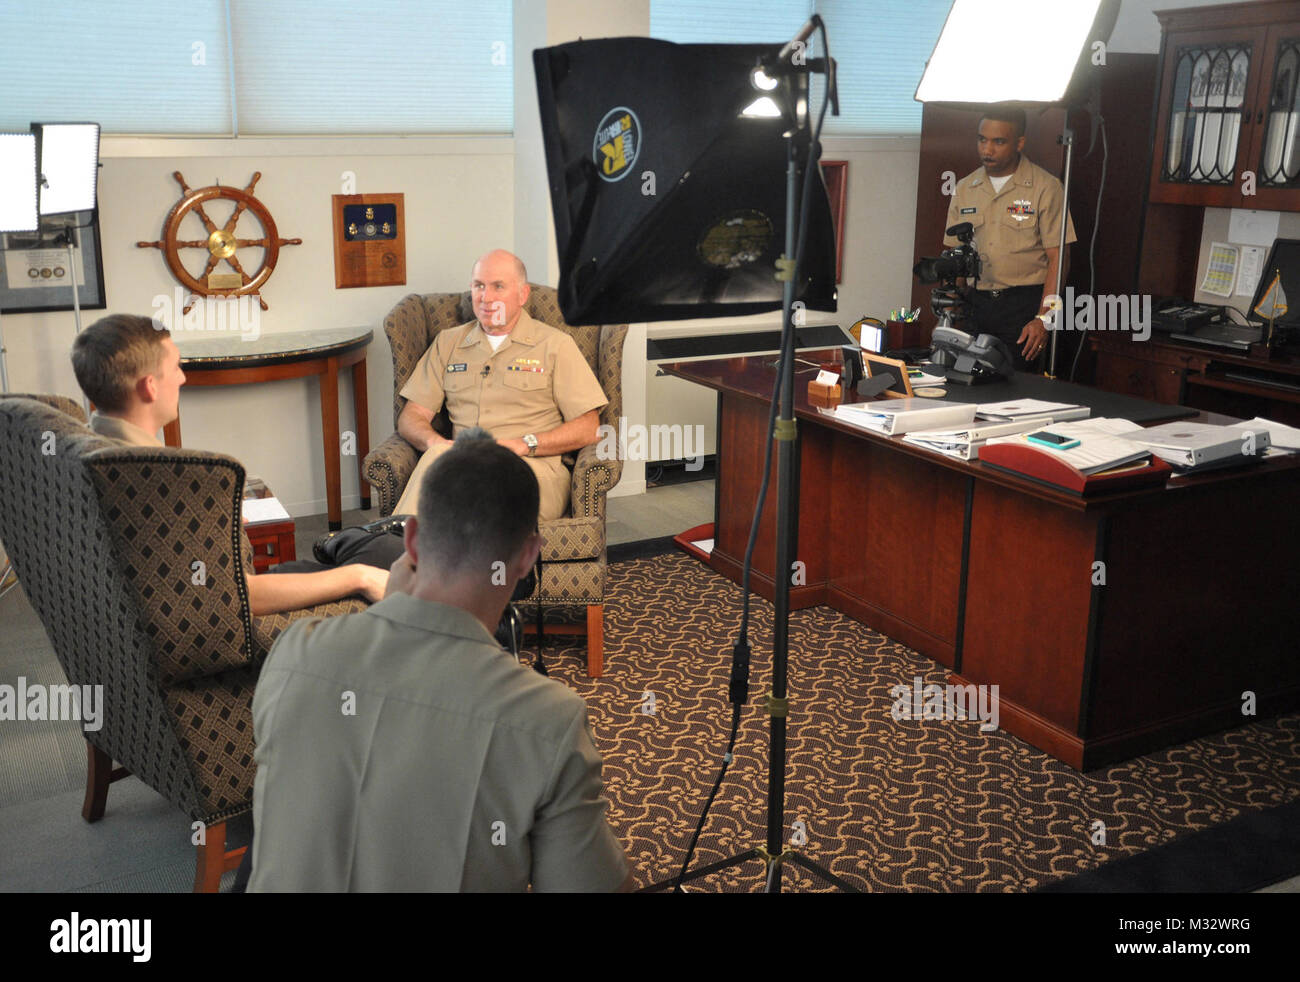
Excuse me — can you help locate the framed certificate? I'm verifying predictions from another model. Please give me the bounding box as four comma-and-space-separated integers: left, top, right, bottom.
0, 209, 106, 313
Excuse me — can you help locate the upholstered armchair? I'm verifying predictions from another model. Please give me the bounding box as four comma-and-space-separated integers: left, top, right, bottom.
363, 285, 627, 677
0, 396, 364, 892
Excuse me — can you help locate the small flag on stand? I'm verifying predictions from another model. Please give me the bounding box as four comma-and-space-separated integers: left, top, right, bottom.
1253, 269, 1289, 322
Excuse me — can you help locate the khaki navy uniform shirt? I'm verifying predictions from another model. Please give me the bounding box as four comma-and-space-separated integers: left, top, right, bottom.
944, 154, 1077, 292
247, 591, 629, 892
89, 412, 163, 447
396, 309, 608, 520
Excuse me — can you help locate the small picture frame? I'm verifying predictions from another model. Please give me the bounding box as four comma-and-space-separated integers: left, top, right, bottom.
863, 352, 914, 398
0, 209, 106, 313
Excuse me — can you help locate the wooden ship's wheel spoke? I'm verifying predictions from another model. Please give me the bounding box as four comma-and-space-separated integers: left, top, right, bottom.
136, 170, 300, 312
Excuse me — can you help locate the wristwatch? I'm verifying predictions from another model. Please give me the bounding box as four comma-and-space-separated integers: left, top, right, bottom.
523, 433, 538, 457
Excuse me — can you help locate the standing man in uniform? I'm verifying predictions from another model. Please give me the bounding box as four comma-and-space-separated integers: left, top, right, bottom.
944, 109, 1076, 370
394, 249, 608, 521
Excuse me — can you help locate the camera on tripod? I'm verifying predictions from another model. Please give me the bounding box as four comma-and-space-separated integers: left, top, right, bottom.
909, 221, 1012, 384
912, 221, 982, 329
913, 221, 981, 286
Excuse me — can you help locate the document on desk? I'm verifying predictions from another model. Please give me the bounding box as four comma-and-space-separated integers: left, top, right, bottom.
902, 417, 1055, 460
833, 397, 977, 435
1242, 417, 1300, 450
1123, 421, 1272, 467
242, 497, 291, 524
975, 399, 1091, 423
984, 418, 1151, 474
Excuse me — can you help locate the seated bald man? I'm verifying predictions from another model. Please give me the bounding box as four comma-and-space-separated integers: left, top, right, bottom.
394, 249, 608, 521
70, 313, 388, 615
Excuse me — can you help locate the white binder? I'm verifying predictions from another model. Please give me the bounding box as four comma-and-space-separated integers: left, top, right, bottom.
902, 417, 1057, 460
834, 398, 977, 436
1124, 422, 1272, 467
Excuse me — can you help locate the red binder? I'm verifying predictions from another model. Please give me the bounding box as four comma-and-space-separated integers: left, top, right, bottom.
978, 442, 1173, 495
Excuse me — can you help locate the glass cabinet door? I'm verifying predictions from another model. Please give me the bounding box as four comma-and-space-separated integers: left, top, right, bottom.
1258, 35, 1300, 189
1160, 42, 1254, 187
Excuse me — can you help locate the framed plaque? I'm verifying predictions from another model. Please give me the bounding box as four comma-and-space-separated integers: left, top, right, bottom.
820, 160, 847, 284
332, 193, 406, 289
0, 209, 106, 313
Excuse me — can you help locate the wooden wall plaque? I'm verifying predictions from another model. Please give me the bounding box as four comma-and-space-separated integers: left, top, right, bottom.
332, 193, 406, 289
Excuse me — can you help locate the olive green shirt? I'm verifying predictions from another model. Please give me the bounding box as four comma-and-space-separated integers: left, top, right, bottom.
89, 412, 163, 448
247, 592, 628, 892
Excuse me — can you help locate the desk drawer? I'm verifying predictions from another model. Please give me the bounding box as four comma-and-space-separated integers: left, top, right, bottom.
1094, 350, 1185, 404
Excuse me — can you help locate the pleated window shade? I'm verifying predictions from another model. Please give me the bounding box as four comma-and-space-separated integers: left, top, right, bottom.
0, 0, 234, 134
0, 0, 512, 135
229, 0, 512, 134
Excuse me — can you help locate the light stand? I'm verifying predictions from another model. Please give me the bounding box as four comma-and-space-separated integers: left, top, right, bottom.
1046, 120, 1075, 378
34, 122, 101, 420
0, 131, 40, 395
533, 28, 841, 892
658, 20, 857, 894
0, 133, 40, 601
0, 125, 97, 600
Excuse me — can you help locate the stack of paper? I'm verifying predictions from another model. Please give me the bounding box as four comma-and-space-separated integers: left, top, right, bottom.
909, 366, 948, 388
243, 497, 291, 524
976, 399, 1091, 423
1123, 422, 1272, 468
834, 397, 977, 436
1242, 417, 1300, 451
984, 417, 1152, 474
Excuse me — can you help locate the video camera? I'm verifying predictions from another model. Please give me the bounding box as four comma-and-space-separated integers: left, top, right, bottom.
913, 222, 981, 331
913, 221, 981, 286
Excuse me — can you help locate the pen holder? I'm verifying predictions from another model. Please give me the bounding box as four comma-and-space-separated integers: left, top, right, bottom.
887, 319, 928, 351
808, 378, 842, 408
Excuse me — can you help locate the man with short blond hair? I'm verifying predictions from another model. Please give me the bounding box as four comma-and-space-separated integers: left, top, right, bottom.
70, 314, 387, 615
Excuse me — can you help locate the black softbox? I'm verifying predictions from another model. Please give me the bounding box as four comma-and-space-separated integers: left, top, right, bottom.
534, 37, 838, 325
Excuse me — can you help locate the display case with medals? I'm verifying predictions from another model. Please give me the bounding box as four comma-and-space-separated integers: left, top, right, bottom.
331, 193, 406, 288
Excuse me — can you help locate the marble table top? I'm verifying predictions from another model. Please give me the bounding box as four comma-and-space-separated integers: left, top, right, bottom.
173, 326, 373, 366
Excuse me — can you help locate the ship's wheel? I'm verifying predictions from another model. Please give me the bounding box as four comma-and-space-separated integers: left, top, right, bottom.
137, 171, 301, 312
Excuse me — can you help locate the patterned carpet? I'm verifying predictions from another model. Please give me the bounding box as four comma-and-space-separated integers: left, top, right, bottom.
536, 547, 1300, 893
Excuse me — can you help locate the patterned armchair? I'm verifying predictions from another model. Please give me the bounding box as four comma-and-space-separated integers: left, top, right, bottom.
363, 285, 627, 677
0, 396, 364, 892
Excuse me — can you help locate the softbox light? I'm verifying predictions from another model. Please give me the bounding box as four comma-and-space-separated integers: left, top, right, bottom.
915, 0, 1119, 107
0, 132, 39, 233
534, 37, 837, 325
33, 122, 100, 216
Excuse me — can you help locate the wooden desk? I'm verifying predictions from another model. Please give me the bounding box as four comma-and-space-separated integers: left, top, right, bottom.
1091, 333, 1300, 428
165, 327, 373, 531
666, 355, 1300, 770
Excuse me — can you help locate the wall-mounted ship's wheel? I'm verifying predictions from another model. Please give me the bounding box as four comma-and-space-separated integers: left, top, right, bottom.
137, 171, 301, 312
